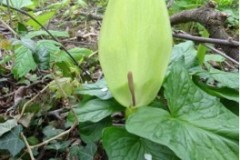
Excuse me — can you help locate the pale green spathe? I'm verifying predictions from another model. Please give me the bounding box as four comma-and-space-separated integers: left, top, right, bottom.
99, 0, 172, 107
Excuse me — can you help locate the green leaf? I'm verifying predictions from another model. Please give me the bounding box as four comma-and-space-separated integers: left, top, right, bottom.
126, 62, 238, 160
12, 46, 37, 78
77, 0, 87, 7
17, 22, 28, 34
52, 48, 90, 76
204, 54, 226, 63
43, 125, 64, 139
74, 99, 123, 123
197, 29, 209, 64
70, 142, 97, 160
58, 48, 91, 64
53, 51, 71, 63
0, 125, 25, 156
79, 118, 111, 143
1, 0, 33, 9
17, 38, 37, 53
55, 62, 72, 77
194, 67, 239, 89
27, 136, 39, 145
49, 78, 80, 98
26, 12, 55, 30
0, 55, 11, 65
45, 141, 71, 151
46, 0, 70, 9
0, 119, 17, 136
170, 41, 198, 69
193, 76, 239, 102
68, 47, 92, 58
221, 99, 239, 115
39, 40, 61, 63
25, 30, 69, 39
34, 42, 50, 70
75, 79, 112, 100
103, 127, 179, 160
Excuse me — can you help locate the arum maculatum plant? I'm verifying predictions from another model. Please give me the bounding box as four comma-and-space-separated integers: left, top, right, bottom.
99, 0, 172, 108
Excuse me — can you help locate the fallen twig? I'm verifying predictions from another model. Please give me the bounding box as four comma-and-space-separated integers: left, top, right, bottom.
30, 120, 77, 149
173, 31, 239, 47
78, 1, 239, 61
204, 44, 239, 65
0, 19, 18, 37
170, 1, 239, 61
17, 85, 49, 121
21, 133, 35, 160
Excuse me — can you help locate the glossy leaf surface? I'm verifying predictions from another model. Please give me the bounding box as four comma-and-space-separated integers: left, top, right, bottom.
103, 127, 179, 160
126, 62, 238, 160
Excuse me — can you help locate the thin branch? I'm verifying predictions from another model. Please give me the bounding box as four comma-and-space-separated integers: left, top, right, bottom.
173, 31, 239, 47
19, 71, 79, 151
30, 120, 77, 149
78, 2, 239, 61
0, 92, 14, 99
204, 44, 239, 65
170, 1, 239, 61
17, 85, 49, 121
21, 133, 35, 160
19, 88, 78, 152
0, 19, 18, 37
0, 79, 48, 100
21, 118, 76, 158
77, 11, 239, 48
0, 3, 92, 80
27, 67, 79, 149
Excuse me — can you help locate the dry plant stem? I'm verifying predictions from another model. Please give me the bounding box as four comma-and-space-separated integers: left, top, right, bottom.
0, 92, 14, 99
173, 32, 239, 47
0, 19, 18, 37
29, 75, 79, 150
20, 71, 79, 151
0, 3, 92, 80
79, 10, 239, 48
127, 72, 136, 106
17, 152, 27, 160
18, 85, 49, 121
204, 44, 239, 65
0, 80, 46, 100
170, 1, 239, 61
21, 133, 35, 160
79, 2, 239, 60
30, 120, 77, 149
27, 70, 79, 148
